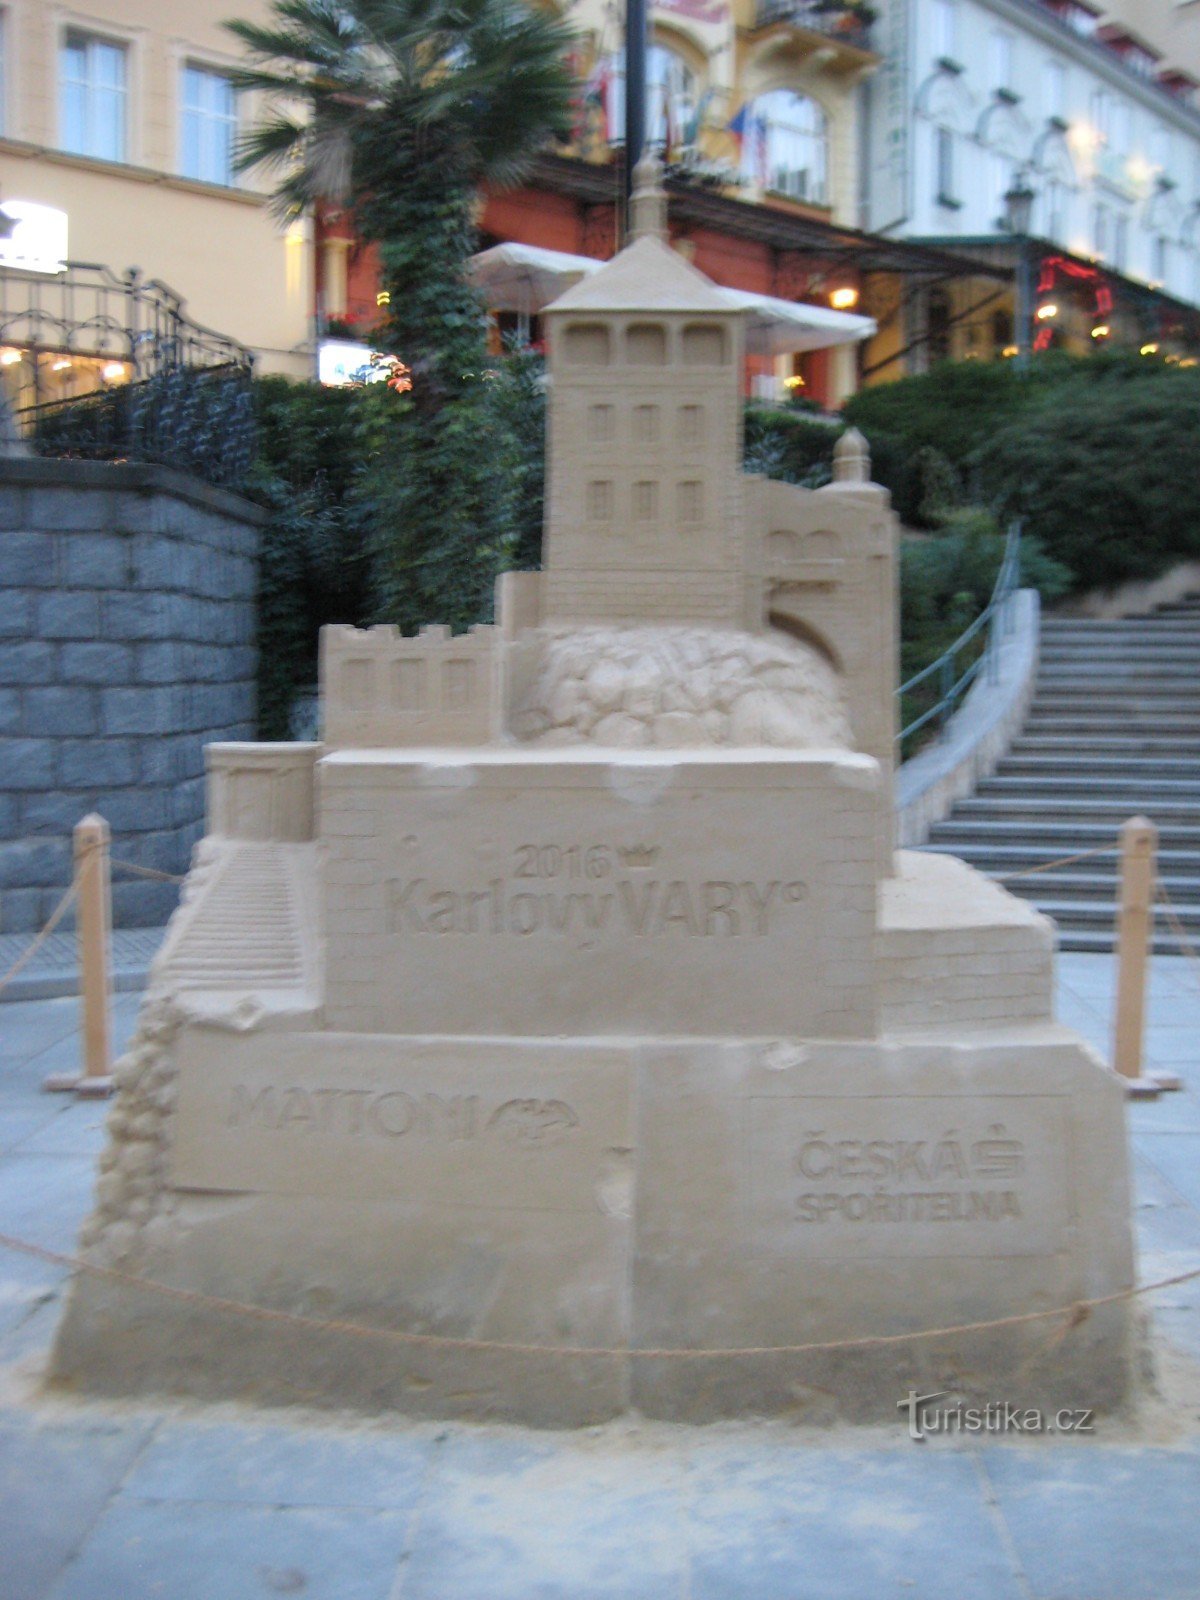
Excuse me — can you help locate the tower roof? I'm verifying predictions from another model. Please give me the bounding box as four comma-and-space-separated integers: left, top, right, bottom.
544, 154, 737, 317
544, 233, 735, 315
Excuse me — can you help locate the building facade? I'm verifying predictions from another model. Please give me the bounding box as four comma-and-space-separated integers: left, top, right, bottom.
864, 0, 1200, 368
0, 0, 311, 395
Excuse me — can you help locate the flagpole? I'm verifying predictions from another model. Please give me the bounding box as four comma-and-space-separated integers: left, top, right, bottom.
624, 0, 648, 231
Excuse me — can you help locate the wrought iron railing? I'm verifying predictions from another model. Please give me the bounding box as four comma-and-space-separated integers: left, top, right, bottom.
755, 0, 875, 51
896, 520, 1023, 753
0, 260, 256, 490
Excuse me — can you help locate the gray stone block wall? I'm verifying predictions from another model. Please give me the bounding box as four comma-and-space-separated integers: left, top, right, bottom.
0, 459, 264, 933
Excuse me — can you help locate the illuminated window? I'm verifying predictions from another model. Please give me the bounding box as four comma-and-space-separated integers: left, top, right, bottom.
60, 29, 127, 162
747, 91, 828, 205
181, 63, 238, 185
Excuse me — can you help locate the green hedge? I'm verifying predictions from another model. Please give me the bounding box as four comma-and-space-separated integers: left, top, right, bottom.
973, 367, 1200, 590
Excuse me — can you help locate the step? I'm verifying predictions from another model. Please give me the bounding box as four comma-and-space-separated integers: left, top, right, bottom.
928, 818, 1200, 847
997, 755, 1200, 777
1018, 899, 1200, 931
1009, 735, 1200, 756
977, 775, 1200, 800
1022, 715, 1200, 735
922, 843, 1200, 874
1053, 928, 1189, 955
950, 796, 1200, 820
1028, 697, 1200, 717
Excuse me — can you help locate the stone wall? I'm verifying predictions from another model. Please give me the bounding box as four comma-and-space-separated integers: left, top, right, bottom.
0, 458, 264, 933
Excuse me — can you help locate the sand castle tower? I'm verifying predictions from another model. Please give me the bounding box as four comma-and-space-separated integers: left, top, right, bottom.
51, 160, 1136, 1427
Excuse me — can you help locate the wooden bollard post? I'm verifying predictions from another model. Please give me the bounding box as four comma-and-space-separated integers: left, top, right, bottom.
1113, 816, 1165, 1099
45, 816, 115, 1096
75, 814, 115, 1098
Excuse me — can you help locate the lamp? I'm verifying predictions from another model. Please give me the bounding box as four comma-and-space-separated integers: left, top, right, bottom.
1003, 169, 1036, 238
1002, 168, 1037, 371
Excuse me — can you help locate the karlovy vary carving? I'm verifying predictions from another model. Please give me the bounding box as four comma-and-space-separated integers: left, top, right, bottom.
52, 157, 1137, 1426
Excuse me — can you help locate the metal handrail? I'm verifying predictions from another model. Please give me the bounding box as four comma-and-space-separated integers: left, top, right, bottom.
896, 519, 1023, 749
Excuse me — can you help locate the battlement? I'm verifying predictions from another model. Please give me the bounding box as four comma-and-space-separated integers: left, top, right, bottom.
320, 623, 499, 747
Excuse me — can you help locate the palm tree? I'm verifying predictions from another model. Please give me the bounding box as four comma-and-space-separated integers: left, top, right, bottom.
229, 0, 575, 392
227, 0, 576, 628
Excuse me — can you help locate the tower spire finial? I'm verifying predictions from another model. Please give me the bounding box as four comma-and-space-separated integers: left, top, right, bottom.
630, 151, 668, 242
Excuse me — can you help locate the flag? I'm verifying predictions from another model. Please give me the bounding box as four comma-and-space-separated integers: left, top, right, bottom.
683, 88, 714, 150
727, 102, 751, 152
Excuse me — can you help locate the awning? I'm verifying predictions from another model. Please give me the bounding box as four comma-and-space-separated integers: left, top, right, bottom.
469, 242, 877, 353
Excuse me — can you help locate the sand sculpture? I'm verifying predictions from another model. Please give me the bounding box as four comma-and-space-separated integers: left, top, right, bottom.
52, 159, 1135, 1425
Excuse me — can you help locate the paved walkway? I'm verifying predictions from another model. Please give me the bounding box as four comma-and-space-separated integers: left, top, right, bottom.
1, 955, 1199, 1599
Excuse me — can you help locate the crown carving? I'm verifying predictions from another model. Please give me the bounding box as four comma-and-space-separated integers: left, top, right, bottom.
618, 844, 660, 869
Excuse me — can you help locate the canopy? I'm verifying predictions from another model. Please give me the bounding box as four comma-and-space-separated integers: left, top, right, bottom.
468, 241, 877, 353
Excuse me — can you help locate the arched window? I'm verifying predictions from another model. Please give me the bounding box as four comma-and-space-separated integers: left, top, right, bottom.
746, 90, 828, 204
605, 45, 697, 154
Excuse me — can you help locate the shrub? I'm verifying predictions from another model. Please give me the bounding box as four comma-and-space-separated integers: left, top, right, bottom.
972, 367, 1200, 590
743, 403, 839, 486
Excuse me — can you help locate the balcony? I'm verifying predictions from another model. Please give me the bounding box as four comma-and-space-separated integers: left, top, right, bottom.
753, 0, 875, 57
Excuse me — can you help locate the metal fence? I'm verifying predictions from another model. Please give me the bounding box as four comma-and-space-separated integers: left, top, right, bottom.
896, 519, 1023, 753
1, 261, 256, 491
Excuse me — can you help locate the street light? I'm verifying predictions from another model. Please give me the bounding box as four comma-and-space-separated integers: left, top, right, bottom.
1003, 168, 1037, 370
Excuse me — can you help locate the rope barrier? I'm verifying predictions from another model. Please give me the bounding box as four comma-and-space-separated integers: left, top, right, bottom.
108, 856, 187, 885
988, 841, 1120, 882
0, 1229, 1196, 1361
1155, 879, 1200, 988
0, 881, 79, 1000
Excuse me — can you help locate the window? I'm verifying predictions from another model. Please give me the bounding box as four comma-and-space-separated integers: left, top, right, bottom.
1113, 102, 1133, 156
605, 45, 696, 155
749, 90, 828, 204
60, 29, 127, 161
1044, 59, 1065, 120
990, 153, 1013, 228
935, 125, 956, 205
1113, 212, 1128, 269
1043, 178, 1067, 240
991, 32, 1014, 92
1154, 234, 1170, 284
1090, 89, 1110, 144
1152, 126, 1174, 179
181, 63, 238, 185
1092, 201, 1109, 257
932, 0, 957, 61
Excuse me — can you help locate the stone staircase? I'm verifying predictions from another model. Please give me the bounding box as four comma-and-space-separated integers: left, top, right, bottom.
924, 596, 1200, 953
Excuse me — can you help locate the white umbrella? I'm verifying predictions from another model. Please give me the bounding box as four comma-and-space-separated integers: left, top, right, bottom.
715, 288, 877, 355
467, 242, 877, 353
467, 242, 603, 316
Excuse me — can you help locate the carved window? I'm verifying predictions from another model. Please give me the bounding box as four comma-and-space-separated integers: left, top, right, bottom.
679, 404, 703, 445
681, 324, 725, 366
341, 659, 374, 708
588, 404, 615, 442
678, 481, 703, 525
563, 323, 611, 365
586, 480, 613, 522
626, 323, 667, 365
442, 659, 475, 711
634, 403, 661, 442
633, 480, 658, 521
393, 659, 424, 712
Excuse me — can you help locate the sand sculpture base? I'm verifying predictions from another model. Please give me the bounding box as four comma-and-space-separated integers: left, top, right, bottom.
51, 749, 1135, 1427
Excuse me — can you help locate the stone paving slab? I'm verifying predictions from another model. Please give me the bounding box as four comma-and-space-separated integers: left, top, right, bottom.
0, 959, 1197, 1599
